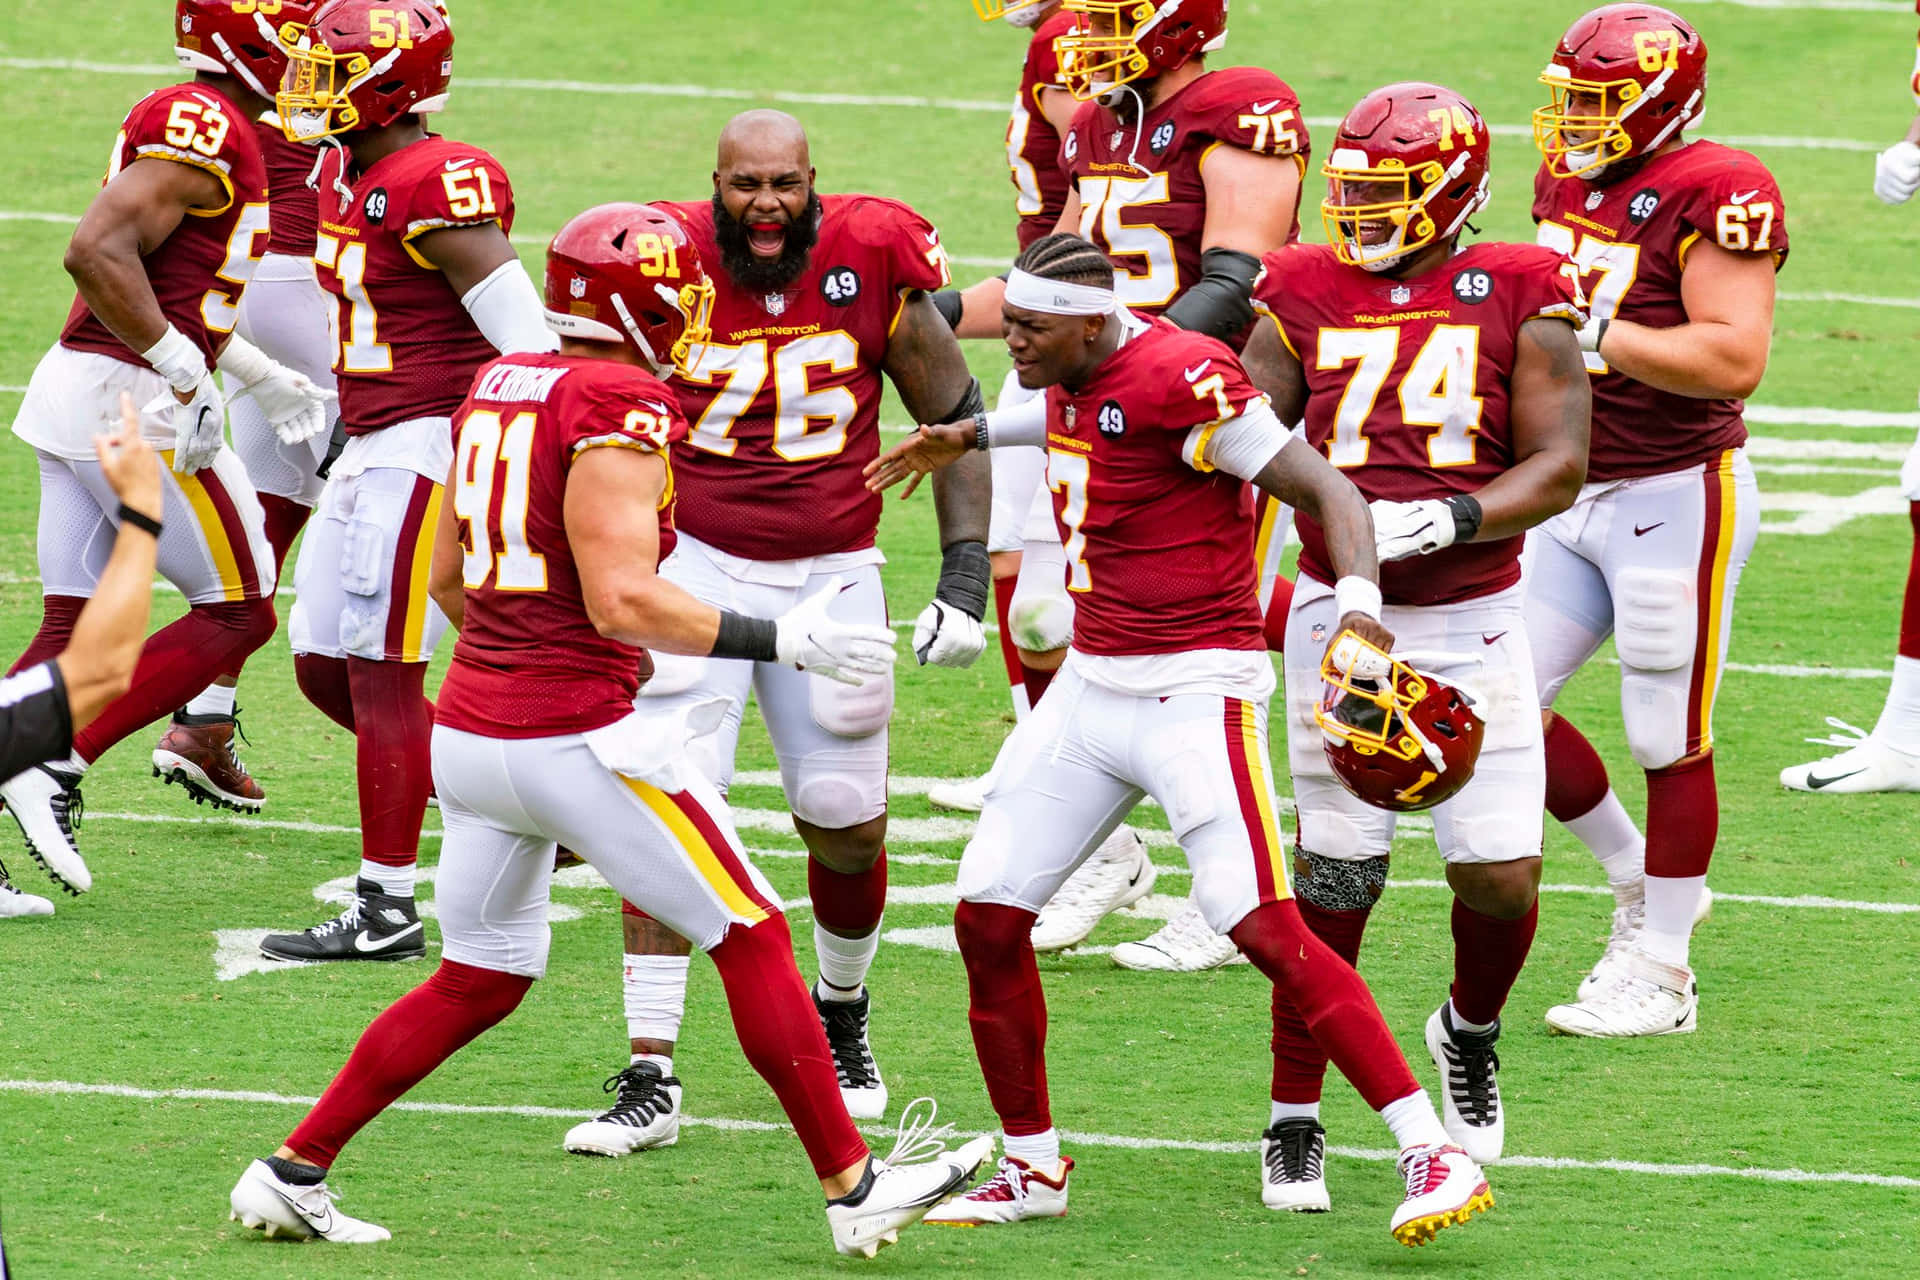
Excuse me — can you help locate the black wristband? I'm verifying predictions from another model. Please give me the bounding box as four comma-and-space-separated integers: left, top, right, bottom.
973, 413, 990, 452
711, 610, 779, 663
118, 504, 163, 538
1442, 494, 1483, 543
930, 289, 964, 331
940, 375, 986, 426
935, 539, 991, 621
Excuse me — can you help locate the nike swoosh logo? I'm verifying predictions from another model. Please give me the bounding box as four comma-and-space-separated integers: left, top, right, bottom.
1805, 767, 1866, 790
1183, 360, 1212, 381
1633, 522, 1665, 537
1729, 189, 1759, 205
925, 230, 941, 244
1250, 99, 1283, 114
352, 922, 423, 952
445, 157, 479, 171
269, 1182, 331, 1234
1481, 632, 1507, 646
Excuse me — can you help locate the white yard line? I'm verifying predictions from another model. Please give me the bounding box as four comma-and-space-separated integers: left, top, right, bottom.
1701, 0, 1909, 11
1778, 290, 1920, 310
3, 1077, 1915, 1188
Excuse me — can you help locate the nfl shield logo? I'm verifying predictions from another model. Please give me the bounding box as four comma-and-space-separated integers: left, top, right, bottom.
1586, 190, 1606, 211
1063, 404, 1077, 429
1110, 130, 1125, 150
764, 292, 787, 316
1310, 623, 1326, 644
569, 276, 587, 299
1390, 285, 1411, 305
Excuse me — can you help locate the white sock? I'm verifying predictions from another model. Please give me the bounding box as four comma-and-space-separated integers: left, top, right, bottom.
1003, 1128, 1061, 1171
1269, 1099, 1321, 1126
185, 683, 237, 718
630, 1051, 673, 1075
1563, 790, 1645, 903
814, 922, 881, 998
1379, 1090, 1448, 1152
623, 953, 691, 1043
61, 751, 89, 776
1641, 874, 1705, 967
1873, 655, 1920, 755
357, 860, 413, 899
1446, 999, 1496, 1036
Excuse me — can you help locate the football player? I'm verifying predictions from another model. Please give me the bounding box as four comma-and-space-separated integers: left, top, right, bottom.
863, 233, 1492, 1246
257, 0, 558, 963
154, 0, 327, 816
1241, 83, 1591, 1207
560, 109, 992, 1157
1527, 4, 1785, 1036
1781, 2, 1920, 793
2, 0, 333, 895
229, 205, 990, 1255
932, 0, 1309, 969
926, 0, 1081, 816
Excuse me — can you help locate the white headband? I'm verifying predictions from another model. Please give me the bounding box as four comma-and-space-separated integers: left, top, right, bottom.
1004, 267, 1117, 316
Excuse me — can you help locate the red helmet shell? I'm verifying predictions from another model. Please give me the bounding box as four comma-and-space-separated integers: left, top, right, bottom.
1535, 4, 1706, 179
278, 0, 454, 141
1056, 0, 1228, 100
1317, 647, 1486, 813
176, 1, 320, 101
1322, 82, 1492, 271
545, 204, 716, 378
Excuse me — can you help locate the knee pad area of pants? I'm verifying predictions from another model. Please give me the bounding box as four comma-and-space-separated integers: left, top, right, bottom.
1293, 850, 1389, 912
791, 772, 881, 832
1007, 586, 1074, 653
810, 667, 893, 738
1294, 806, 1387, 862
1441, 811, 1544, 866
1612, 569, 1696, 672
1620, 673, 1689, 770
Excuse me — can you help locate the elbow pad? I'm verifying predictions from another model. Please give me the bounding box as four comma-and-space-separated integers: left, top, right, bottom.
461, 261, 561, 355
1162, 247, 1261, 340
930, 289, 965, 331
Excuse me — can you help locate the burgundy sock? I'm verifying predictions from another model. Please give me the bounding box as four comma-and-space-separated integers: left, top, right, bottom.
953, 900, 1052, 1136
1233, 899, 1417, 1112
1645, 753, 1718, 879
294, 653, 356, 733
1263, 573, 1295, 653
709, 914, 868, 1178
348, 659, 434, 871
257, 493, 313, 580
1543, 714, 1613, 823
1900, 503, 1920, 659
8, 596, 86, 677
993, 574, 1022, 704
1267, 896, 1373, 1104
286, 959, 531, 1167
71, 598, 277, 763
1449, 898, 1539, 1026
808, 852, 887, 936
1019, 661, 1057, 709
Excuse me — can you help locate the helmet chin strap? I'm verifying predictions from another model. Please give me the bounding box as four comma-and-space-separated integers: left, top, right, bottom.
611, 292, 668, 374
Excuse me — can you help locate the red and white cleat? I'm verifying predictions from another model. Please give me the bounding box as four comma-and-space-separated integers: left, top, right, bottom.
1389, 1143, 1491, 1247
923, 1155, 1073, 1226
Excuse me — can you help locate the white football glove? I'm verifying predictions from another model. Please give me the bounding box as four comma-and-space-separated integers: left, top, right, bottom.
1369, 497, 1457, 562
218, 335, 336, 445
1874, 140, 1920, 206
143, 379, 225, 473
913, 598, 988, 668
774, 580, 899, 686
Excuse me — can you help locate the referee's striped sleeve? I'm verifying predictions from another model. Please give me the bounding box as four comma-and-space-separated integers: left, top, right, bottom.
0, 661, 73, 780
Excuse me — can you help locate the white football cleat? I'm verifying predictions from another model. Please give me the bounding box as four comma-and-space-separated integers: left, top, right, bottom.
1574, 888, 1711, 1002
228, 1159, 390, 1243
563, 1061, 681, 1156
1390, 1143, 1491, 1246
0, 858, 54, 918
923, 1155, 1073, 1226
1260, 1119, 1328, 1212
0, 765, 89, 894
1546, 951, 1697, 1038
825, 1100, 993, 1257
1425, 1005, 1503, 1164
1030, 828, 1154, 952
927, 760, 998, 813
1110, 898, 1247, 971
1780, 720, 1920, 793
816, 985, 888, 1119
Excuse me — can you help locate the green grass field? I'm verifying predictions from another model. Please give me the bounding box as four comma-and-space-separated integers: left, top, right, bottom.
3, 1, 1919, 1276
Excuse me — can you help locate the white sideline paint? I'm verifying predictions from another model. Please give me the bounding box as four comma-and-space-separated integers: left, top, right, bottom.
1747, 406, 1920, 429
4, 1077, 1916, 1189
1702, 0, 1908, 11
0, 57, 1894, 154
1778, 291, 1920, 310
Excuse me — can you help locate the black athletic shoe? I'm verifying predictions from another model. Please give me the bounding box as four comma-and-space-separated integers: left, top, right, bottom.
815, 985, 888, 1118
259, 877, 425, 962
1260, 1117, 1330, 1211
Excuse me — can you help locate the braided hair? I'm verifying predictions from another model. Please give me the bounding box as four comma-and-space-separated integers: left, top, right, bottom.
1012, 233, 1115, 294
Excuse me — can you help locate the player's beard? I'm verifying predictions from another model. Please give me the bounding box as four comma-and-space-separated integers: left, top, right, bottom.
712, 191, 824, 293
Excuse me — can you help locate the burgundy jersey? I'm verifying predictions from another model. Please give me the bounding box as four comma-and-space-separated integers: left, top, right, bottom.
1256, 241, 1587, 607
313, 135, 517, 432
1045, 317, 1268, 656
1061, 67, 1306, 320
660, 194, 951, 560
437, 353, 687, 739
1008, 9, 1077, 251
257, 118, 319, 256
60, 82, 269, 370
1532, 140, 1787, 483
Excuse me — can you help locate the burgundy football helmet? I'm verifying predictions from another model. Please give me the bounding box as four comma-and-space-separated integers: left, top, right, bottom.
1316, 631, 1485, 813
1055, 0, 1228, 101
277, 0, 454, 142
1534, 4, 1707, 180
176, 1, 319, 102
973, 0, 1055, 24
1322, 82, 1492, 273
544, 203, 715, 378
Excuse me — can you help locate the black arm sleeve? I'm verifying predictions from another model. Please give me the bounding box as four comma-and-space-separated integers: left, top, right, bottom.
0, 662, 73, 782
1161, 247, 1262, 340
930, 289, 964, 331
940, 376, 986, 425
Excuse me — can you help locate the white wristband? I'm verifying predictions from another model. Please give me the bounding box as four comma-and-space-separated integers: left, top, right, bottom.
1334, 575, 1383, 622
215, 334, 274, 387
141, 324, 209, 393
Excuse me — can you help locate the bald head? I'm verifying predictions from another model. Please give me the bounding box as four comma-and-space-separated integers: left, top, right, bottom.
711, 109, 820, 289
716, 109, 810, 177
